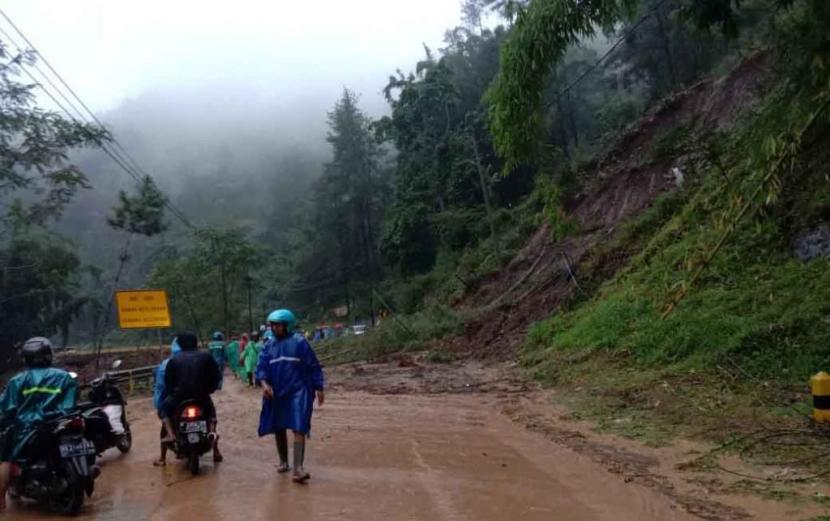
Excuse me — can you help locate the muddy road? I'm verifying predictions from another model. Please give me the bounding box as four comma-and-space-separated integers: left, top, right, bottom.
6, 367, 702, 521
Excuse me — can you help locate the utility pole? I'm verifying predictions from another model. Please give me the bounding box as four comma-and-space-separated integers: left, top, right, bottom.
95, 234, 132, 370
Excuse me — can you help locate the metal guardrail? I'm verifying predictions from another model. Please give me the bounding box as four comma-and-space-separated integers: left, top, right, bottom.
103, 365, 158, 394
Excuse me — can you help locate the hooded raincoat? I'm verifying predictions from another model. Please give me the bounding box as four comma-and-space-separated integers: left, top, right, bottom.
241, 340, 262, 381
153, 341, 182, 419
208, 340, 226, 389
237, 336, 249, 378
256, 333, 324, 436
225, 339, 241, 377
0, 367, 78, 461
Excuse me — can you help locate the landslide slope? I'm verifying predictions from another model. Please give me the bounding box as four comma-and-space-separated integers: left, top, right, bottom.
453, 53, 776, 361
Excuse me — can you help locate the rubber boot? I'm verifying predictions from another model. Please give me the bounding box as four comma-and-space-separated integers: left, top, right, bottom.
276, 431, 290, 473
292, 442, 310, 483
210, 432, 223, 462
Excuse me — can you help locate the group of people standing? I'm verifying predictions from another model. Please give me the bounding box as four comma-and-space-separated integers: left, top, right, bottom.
208, 330, 268, 387
152, 309, 325, 483
0, 308, 325, 513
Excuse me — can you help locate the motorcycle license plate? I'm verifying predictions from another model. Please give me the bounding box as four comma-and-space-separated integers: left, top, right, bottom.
180, 421, 207, 434
59, 439, 96, 458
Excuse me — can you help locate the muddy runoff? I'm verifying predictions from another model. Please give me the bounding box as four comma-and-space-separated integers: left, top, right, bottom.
5, 370, 697, 521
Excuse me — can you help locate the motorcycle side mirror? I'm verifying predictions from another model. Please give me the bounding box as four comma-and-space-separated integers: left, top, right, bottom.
69, 371, 78, 379
112, 360, 123, 370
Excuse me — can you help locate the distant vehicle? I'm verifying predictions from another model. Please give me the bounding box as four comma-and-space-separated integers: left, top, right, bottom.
352, 325, 368, 336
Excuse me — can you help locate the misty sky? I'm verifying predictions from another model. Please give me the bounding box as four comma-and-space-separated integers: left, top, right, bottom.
3, 0, 464, 116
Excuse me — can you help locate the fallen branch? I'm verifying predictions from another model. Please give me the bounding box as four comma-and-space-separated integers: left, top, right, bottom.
562, 252, 586, 295
482, 248, 547, 312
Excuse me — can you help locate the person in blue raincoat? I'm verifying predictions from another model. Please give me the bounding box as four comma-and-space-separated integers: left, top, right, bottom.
257, 309, 325, 483
0, 337, 78, 510
152, 339, 182, 466
208, 331, 226, 390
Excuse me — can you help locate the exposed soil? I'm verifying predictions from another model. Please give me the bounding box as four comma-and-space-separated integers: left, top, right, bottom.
452, 53, 773, 360
328, 358, 829, 521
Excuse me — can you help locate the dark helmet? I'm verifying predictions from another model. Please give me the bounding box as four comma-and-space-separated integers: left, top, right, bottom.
22, 337, 53, 368
175, 331, 198, 351
212, 331, 224, 341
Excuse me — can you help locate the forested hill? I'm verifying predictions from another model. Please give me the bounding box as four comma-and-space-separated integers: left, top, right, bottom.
1, 0, 828, 382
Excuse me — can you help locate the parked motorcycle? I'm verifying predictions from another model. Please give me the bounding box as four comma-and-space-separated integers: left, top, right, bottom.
170, 400, 213, 475
8, 410, 99, 515
73, 360, 132, 455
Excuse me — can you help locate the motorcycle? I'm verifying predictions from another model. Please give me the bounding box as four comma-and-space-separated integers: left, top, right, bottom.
170, 400, 213, 475
75, 361, 132, 455
8, 410, 99, 515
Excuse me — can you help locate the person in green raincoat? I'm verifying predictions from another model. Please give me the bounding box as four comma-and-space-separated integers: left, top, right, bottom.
240, 331, 262, 387
0, 337, 78, 510
236, 334, 249, 379
225, 335, 241, 379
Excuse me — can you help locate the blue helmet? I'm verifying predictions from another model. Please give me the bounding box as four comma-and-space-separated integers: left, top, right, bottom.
267, 309, 296, 332
212, 331, 224, 341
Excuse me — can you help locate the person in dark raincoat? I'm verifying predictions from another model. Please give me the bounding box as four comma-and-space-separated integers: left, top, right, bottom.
165, 331, 224, 462
0, 337, 78, 510
257, 309, 325, 483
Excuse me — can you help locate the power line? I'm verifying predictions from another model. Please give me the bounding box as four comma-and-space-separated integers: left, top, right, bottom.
0, 25, 142, 184
0, 26, 89, 124
0, 9, 195, 229
0, 34, 143, 187
0, 10, 148, 175
0, 23, 169, 205
546, 0, 672, 108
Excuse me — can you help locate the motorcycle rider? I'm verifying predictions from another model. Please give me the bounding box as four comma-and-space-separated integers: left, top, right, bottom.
163, 331, 224, 462
0, 337, 79, 510
257, 309, 325, 483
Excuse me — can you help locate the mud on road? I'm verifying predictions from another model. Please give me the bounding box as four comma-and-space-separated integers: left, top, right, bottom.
5, 358, 823, 521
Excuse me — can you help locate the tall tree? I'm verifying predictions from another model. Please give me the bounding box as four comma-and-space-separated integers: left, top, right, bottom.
377, 28, 516, 274
93, 175, 170, 361
0, 39, 107, 370
149, 227, 260, 340
107, 175, 169, 236
292, 89, 387, 321
486, 0, 638, 173
0, 42, 107, 228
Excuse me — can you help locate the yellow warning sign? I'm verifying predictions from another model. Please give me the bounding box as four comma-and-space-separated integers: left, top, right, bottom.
115, 289, 172, 329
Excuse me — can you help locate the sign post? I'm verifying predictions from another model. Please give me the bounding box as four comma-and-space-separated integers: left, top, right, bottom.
115, 289, 172, 330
